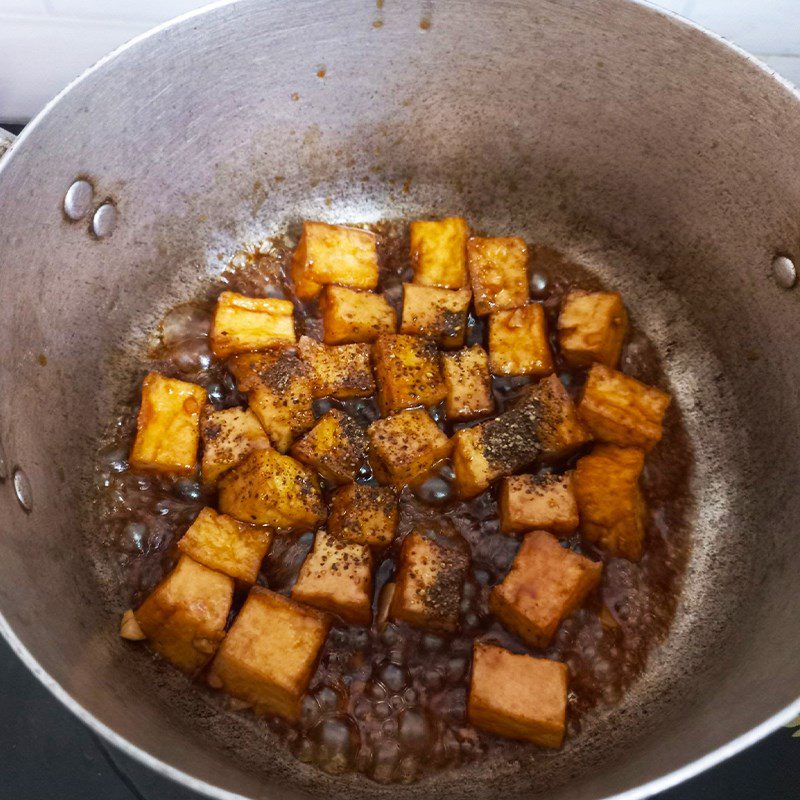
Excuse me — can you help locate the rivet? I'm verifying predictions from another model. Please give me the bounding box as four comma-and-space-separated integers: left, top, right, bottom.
64, 179, 94, 221
92, 203, 117, 238
12, 468, 32, 513
772, 255, 796, 289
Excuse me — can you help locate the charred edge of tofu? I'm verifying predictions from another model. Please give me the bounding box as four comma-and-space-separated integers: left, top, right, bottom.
480, 398, 544, 473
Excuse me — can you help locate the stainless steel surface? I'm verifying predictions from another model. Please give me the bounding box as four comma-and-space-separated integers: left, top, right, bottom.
64, 179, 95, 222
0, 1, 798, 799
772, 255, 797, 289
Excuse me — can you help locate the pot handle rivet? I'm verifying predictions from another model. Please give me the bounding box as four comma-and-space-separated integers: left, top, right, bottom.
12, 468, 33, 513
772, 255, 796, 290
64, 179, 94, 221
92, 202, 117, 238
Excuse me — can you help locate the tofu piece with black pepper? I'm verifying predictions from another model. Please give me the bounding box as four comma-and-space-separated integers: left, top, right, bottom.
327, 484, 398, 548
290, 409, 368, 484
200, 407, 271, 487
320, 286, 397, 345
466, 236, 529, 316
489, 303, 553, 377
410, 217, 469, 288
442, 345, 494, 420
499, 473, 579, 536
558, 291, 628, 368
400, 284, 471, 347
297, 335, 375, 398
528, 373, 593, 460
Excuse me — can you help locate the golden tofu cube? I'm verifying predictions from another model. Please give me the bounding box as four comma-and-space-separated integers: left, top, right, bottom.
177, 507, 272, 583
390, 531, 469, 631
209, 291, 295, 359
499, 473, 579, 536
529, 373, 593, 459
368, 409, 452, 486
297, 335, 374, 398
130, 372, 206, 476
207, 587, 330, 720
410, 217, 469, 289
451, 424, 495, 498
228, 351, 314, 452
574, 444, 647, 560
490, 530, 602, 648
200, 406, 270, 487
399, 284, 471, 348
218, 449, 325, 530
442, 345, 494, 420
578, 364, 670, 451
489, 303, 553, 377
320, 286, 397, 345
134, 555, 233, 674
289, 409, 368, 484
372, 334, 447, 414
327, 484, 398, 548
466, 236, 529, 316
558, 291, 628, 368
468, 643, 568, 748
292, 529, 373, 625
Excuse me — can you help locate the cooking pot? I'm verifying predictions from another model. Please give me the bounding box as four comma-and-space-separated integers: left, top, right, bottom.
1, 1, 799, 798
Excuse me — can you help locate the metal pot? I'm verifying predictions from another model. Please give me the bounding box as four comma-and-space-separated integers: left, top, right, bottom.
1, 1, 799, 798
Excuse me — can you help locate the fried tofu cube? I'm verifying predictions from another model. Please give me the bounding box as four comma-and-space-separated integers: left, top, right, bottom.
134, 555, 233, 674
368, 409, 452, 486
207, 587, 330, 720
558, 291, 628, 368
372, 334, 447, 414
327, 484, 398, 548
529, 373, 593, 459
490, 530, 602, 648
177, 507, 272, 583
400, 284, 471, 347
468, 643, 568, 748
130, 372, 206, 475
297, 335, 374, 398
200, 407, 271, 487
209, 292, 295, 359
320, 286, 396, 345
290, 221, 379, 300
578, 364, 670, 451
291, 530, 373, 625
499, 473, 579, 536
218, 449, 325, 530
228, 351, 314, 452
442, 345, 494, 420
290, 409, 368, 484
574, 444, 647, 560
466, 236, 529, 316
410, 217, 469, 288
489, 303, 553, 377
390, 531, 469, 631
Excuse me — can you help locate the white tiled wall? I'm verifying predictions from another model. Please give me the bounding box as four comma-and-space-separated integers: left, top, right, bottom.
0, 0, 799, 122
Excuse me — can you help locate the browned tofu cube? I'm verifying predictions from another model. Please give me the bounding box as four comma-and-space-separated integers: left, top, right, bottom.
390, 531, 469, 631
209, 291, 295, 359
228, 351, 314, 452
466, 236, 529, 316
297, 335, 374, 398
442, 345, 494, 420
368, 409, 452, 486
207, 587, 330, 720
468, 643, 568, 748
372, 334, 447, 414
529, 373, 593, 459
499, 473, 579, 536
177, 507, 272, 583
291, 530, 373, 625
574, 444, 647, 560
134, 555, 233, 674
327, 484, 398, 548
489, 303, 553, 377
129, 372, 206, 476
290, 221, 379, 300
410, 217, 469, 288
320, 286, 396, 345
490, 530, 602, 648
578, 364, 670, 451
399, 284, 471, 347
218, 449, 325, 530
289, 409, 368, 484
200, 406, 271, 487
558, 291, 628, 368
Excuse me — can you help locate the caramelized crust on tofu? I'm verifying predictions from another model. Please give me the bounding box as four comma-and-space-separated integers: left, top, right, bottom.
574, 444, 647, 560
490, 531, 602, 648
578, 364, 670, 451
200, 407, 270, 487
466, 236, 529, 316
528, 373, 593, 459
489, 303, 553, 377
177, 507, 273, 583
320, 286, 396, 345
290, 409, 368, 484
207, 587, 330, 720
410, 217, 469, 288
442, 346, 494, 420
468, 643, 568, 748
218, 449, 325, 530
297, 335, 375, 398
558, 291, 628, 368
134, 556, 233, 674
327, 484, 398, 548
130, 372, 206, 476
499, 473, 579, 536
390, 532, 469, 631
400, 284, 471, 347
292, 530, 373, 625
210, 292, 296, 359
